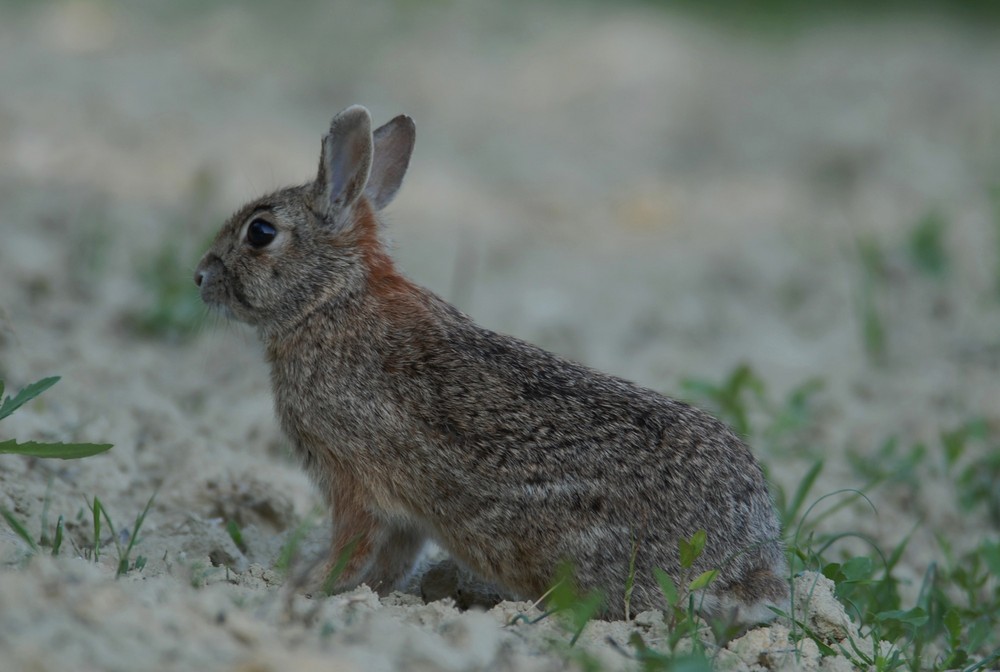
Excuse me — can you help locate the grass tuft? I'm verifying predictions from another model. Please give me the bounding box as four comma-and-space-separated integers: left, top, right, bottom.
683, 363, 1000, 670
98, 493, 156, 578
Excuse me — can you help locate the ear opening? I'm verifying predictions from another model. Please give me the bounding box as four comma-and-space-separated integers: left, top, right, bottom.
316, 105, 374, 219
365, 114, 416, 211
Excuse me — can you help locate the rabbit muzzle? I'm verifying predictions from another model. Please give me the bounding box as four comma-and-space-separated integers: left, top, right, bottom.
194, 253, 228, 310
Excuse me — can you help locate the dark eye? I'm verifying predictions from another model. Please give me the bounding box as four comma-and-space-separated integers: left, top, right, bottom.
246, 219, 277, 248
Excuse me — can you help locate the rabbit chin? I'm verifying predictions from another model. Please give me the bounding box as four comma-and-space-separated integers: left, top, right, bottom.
199, 289, 258, 325
203, 300, 239, 323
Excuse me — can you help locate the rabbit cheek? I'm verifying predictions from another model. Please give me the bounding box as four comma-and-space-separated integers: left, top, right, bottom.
227, 280, 258, 317
226, 268, 281, 325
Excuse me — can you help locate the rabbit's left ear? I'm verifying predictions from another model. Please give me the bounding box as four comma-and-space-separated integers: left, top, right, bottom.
365, 115, 416, 211
316, 105, 373, 220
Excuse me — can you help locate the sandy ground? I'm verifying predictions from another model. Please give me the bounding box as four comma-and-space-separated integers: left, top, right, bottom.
1, 1, 999, 670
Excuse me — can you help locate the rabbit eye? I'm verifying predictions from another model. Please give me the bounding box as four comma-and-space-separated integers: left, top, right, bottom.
246, 219, 277, 248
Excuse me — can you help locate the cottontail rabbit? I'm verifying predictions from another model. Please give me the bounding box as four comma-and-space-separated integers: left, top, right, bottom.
195, 105, 788, 625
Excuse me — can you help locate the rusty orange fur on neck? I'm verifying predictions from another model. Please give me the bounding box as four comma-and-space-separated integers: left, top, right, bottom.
353, 199, 428, 322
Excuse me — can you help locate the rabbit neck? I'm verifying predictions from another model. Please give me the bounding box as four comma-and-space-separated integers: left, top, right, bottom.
262, 207, 437, 373
257, 199, 421, 345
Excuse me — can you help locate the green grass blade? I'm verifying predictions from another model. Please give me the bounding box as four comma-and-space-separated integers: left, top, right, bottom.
275, 515, 316, 575
0, 439, 113, 459
39, 478, 53, 546
1, 507, 39, 553
226, 520, 247, 554
908, 211, 948, 278
0, 377, 60, 422
92, 497, 102, 562
654, 567, 679, 607
679, 530, 707, 569
99, 505, 122, 565
118, 493, 156, 577
793, 488, 875, 547
982, 540, 1000, 578
883, 525, 914, 574
52, 515, 64, 556
688, 569, 719, 591
546, 563, 605, 646
321, 535, 361, 595
964, 649, 1000, 672
623, 533, 639, 620
783, 460, 824, 527
567, 591, 603, 646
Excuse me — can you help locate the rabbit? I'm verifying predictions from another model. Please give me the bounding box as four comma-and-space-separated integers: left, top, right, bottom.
194, 105, 789, 626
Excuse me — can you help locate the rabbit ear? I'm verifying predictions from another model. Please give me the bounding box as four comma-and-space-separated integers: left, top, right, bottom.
316, 105, 374, 219
365, 115, 416, 210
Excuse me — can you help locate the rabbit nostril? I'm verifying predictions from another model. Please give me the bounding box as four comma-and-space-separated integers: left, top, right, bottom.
194, 269, 205, 287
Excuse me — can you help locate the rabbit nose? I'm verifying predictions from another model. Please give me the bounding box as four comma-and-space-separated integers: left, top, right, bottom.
195, 254, 220, 287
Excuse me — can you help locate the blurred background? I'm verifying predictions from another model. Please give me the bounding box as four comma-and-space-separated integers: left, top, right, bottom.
3, 0, 998, 401
1, 0, 999, 629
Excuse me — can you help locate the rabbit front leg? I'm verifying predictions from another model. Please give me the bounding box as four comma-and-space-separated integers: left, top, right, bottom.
359, 520, 427, 595
321, 479, 426, 595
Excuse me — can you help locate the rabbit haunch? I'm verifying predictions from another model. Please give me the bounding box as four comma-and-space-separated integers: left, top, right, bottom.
195, 105, 789, 625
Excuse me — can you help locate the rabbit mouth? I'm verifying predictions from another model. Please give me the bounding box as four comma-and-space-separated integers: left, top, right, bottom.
203, 301, 237, 321
195, 262, 257, 323
196, 278, 246, 323
202, 288, 255, 324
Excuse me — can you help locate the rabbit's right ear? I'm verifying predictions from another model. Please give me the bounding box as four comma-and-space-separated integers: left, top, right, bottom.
315, 105, 374, 222
365, 115, 416, 211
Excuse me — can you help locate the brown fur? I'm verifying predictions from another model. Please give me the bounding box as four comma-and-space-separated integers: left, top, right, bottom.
195, 106, 789, 625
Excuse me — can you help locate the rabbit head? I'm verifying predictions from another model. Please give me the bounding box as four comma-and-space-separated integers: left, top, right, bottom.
194, 105, 416, 333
